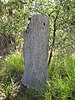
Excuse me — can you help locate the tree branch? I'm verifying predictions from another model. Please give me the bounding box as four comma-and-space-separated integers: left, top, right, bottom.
48, 11, 59, 66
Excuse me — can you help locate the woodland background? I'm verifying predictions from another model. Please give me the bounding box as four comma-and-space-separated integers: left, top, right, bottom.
0, 0, 75, 100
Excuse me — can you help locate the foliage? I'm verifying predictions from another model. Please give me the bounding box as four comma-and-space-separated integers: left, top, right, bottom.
0, 0, 75, 100
0, 52, 24, 80
0, 0, 75, 53
48, 53, 75, 100
0, 52, 24, 96
0, 52, 75, 100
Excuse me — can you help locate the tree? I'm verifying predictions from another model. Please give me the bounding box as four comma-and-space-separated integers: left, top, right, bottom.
0, 0, 75, 58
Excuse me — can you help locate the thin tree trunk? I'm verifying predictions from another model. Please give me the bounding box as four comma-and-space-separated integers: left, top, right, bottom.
48, 11, 59, 66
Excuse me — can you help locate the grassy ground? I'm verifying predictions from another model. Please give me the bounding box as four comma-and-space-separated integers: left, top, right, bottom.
0, 52, 75, 100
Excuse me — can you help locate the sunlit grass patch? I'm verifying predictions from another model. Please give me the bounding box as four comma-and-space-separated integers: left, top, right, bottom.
0, 52, 24, 98
48, 53, 75, 100
0, 52, 24, 80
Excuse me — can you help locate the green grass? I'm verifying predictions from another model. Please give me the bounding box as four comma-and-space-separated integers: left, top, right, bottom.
0, 52, 24, 97
0, 52, 24, 79
48, 53, 75, 100
0, 52, 75, 100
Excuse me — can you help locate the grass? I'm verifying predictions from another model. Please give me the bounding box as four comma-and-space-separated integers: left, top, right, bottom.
0, 52, 75, 100
48, 53, 75, 100
0, 52, 24, 98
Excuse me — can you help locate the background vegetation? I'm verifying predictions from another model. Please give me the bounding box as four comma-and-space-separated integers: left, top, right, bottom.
0, 0, 75, 100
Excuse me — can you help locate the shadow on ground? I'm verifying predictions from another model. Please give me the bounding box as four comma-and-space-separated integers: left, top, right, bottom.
5, 83, 45, 100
